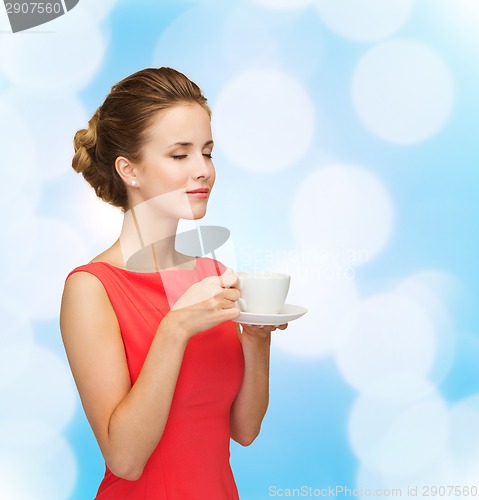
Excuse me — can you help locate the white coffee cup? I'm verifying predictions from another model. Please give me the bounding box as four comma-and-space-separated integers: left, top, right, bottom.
237, 272, 291, 314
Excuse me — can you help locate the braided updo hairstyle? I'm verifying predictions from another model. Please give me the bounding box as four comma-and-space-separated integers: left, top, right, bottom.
72, 67, 211, 211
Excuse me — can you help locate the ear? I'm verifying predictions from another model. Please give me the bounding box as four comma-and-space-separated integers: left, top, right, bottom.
115, 156, 138, 187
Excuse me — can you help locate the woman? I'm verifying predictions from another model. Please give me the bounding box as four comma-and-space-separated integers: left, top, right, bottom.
60, 67, 287, 499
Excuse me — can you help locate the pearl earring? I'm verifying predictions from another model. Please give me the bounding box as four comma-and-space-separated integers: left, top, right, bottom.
131, 180, 137, 187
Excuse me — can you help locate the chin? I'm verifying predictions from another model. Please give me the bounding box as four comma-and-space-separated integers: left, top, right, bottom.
182, 208, 207, 220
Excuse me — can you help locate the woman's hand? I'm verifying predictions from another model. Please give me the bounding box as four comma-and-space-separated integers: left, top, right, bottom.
240, 323, 288, 341
171, 268, 238, 310
167, 268, 240, 338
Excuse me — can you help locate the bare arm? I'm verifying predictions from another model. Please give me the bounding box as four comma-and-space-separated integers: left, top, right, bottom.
229, 323, 287, 446
60, 270, 240, 480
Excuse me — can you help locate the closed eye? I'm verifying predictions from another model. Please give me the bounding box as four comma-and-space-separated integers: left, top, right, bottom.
172, 155, 187, 160
203, 153, 213, 159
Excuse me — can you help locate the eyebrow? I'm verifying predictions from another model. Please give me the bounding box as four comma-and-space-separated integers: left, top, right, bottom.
168, 140, 214, 148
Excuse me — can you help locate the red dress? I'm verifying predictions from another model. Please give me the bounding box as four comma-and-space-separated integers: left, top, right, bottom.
67, 257, 245, 499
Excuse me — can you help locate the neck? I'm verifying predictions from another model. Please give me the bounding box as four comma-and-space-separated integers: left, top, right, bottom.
119, 201, 183, 272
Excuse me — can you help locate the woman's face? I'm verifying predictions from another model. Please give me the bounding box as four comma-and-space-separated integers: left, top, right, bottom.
128, 102, 216, 220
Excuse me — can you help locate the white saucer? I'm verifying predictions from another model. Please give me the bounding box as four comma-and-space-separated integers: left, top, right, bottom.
233, 304, 307, 326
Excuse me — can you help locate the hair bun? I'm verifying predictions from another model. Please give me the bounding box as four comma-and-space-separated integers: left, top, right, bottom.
72, 109, 100, 174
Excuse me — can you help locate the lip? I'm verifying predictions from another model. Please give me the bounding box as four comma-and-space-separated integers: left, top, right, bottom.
186, 188, 210, 194
186, 188, 210, 199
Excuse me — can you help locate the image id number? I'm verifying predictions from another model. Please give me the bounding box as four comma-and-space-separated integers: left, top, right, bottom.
5, 3, 62, 15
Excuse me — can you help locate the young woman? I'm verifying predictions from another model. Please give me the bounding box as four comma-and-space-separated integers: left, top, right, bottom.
60, 67, 287, 499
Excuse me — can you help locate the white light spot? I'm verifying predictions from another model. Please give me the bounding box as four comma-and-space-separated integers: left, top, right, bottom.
0, 299, 34, 388
464, 461, 479, 490
356, 458, 459, 500
448, 394, 479, 470
74, 0, 119, 21
444, 0, 479, 43
0, 10, 106, 91
76, 185, 124, 256
3, 217, 89, 320
0, 6, 10, 32
359, 373, 441, 406
4, 89, 87, 180
395, 270, 458, 384
252, 0, 313, 11
0, 195, 39, 281
152, 6, 230, 94
267, 248, 358, 357
221, 6, 280, 71
0, 99, 36, 205
214, 69, 315, 173
314, 0, 414, 41
334, 292, 436, 391
0, 347, 76, 432
0, 421, 77, 499
352, 39, 454, 144
291, 165, 394, 266
349, 388, 448, 475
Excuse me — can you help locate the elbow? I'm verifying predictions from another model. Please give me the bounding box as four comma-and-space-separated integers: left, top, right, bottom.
107, 457, 145, 482
232, 429, 260, 447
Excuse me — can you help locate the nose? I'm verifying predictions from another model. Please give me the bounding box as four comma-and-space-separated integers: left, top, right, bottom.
193, 153, 213, 180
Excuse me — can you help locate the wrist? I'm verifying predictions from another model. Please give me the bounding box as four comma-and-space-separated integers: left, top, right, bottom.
241, 328, 272, 347
158, 312, 191, 346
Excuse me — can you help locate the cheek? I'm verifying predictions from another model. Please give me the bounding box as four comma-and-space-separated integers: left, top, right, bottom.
159, 170, 189, 190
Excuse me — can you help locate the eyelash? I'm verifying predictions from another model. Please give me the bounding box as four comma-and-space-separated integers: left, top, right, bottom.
172, 154, 213, 160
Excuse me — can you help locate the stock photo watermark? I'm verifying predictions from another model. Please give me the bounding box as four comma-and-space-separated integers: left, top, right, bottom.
238, 246, 369, 280
2, 0, 78, 32
268, 485, 479, 498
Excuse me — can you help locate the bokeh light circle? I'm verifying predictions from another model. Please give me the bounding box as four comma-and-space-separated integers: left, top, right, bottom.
0, 421, 77, 499
75, 0, 119, 21
214, 69, 315, 172
0, 298, 34, 388
315, 0, 414, 41
3, 217, 89, 320
267, 248, 358, 358
0, 346, 76, 431
252, 0, 313, 11
334, 292, 436, 391
0, 195, 40, 281
352, 39, 454, 144
448, 394, 479, 470
291, 165, 393, 266
4, 89, 87, 180
0, 99, 36, 205
0, 11, 106, 91
221, 6, 280, 72
349, 386, 448, 475
152, 5, 230, 96
395, 270, 457, 384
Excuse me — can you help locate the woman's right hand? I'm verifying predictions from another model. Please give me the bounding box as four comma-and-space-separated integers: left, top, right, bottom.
165, 268, 241, 338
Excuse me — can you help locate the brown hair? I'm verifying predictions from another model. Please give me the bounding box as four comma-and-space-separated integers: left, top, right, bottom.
72, 67, 211, 211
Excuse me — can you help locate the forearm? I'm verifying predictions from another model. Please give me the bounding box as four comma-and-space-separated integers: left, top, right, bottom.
230, 331, 271, 446
104, 316, 189, 479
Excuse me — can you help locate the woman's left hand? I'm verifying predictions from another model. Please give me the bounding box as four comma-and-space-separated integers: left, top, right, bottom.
240, 323, 288, 339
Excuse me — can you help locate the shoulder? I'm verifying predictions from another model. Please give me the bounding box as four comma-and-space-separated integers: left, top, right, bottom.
60, 266, 121, 351
64, 265, 106, 294
61, 264, 116, 326
65, 261, 126, 290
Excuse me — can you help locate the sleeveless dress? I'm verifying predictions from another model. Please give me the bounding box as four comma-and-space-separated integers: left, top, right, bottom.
67, 257, 245, 499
